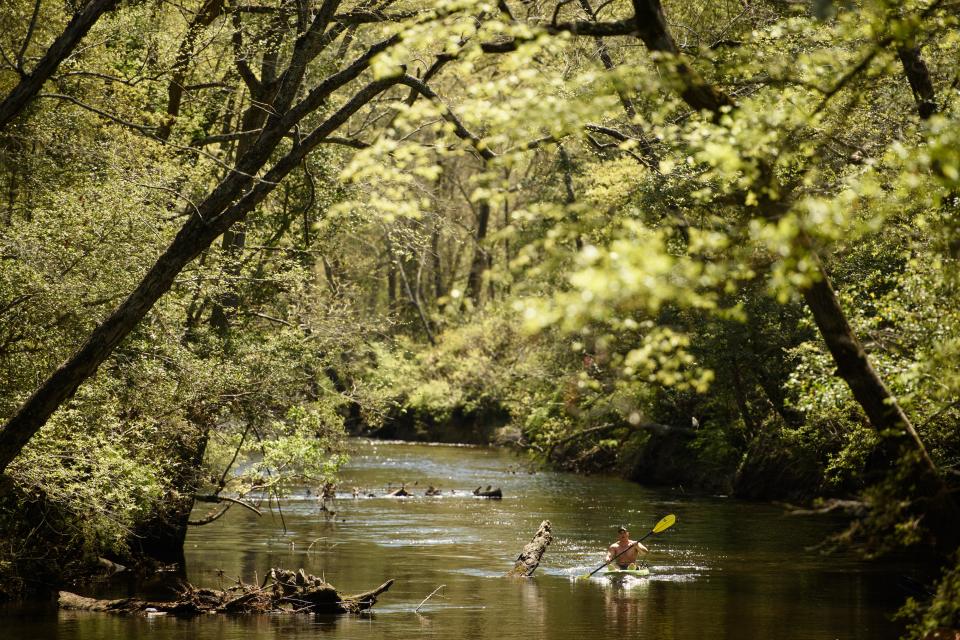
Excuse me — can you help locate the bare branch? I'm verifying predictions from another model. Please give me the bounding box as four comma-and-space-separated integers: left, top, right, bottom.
188, 505, 232, 526
331, 9, 420, 24
16, 0, 44, 72
38, 93, 158, 134
193, 494, 263, 516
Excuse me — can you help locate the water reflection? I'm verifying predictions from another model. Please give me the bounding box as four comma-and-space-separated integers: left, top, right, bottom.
603, 579, 650, 636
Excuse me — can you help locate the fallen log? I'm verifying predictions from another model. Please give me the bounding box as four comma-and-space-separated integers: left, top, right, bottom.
473, 486, 503, 499
59, 568, 394, 616
506, 520, 552, 577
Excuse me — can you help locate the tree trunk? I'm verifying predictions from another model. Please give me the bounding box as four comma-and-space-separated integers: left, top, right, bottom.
798, 236, 937, 476
387, 239, 436, 344
465, 200, 491, 305
629, 0, 735, 114
729, 353, 759, 440
157, 0, 227, 140
897, 46, 937, 120
0, 0, 117, 132
209, 89, 272, 332
431, 222, 445, 304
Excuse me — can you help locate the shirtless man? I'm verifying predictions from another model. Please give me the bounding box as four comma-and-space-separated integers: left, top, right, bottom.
606, 525, 649, 569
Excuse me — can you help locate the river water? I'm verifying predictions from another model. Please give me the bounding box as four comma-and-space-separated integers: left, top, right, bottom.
3, 439, 913, 639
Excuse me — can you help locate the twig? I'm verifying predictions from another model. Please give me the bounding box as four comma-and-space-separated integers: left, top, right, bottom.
414, 585, 445, 613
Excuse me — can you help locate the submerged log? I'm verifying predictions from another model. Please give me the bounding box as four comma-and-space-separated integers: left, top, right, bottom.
59, 568, 393, 616
473, 486, 503, 499
506, 520, 552, 577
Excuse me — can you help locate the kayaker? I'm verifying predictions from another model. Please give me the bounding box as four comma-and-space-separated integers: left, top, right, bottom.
606, 525, 648, 569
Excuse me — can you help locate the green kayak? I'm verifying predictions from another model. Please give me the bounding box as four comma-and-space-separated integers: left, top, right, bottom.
604, 566, 650, 578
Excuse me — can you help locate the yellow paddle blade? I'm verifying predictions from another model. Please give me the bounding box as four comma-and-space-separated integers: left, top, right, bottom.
652, 514, 676, 534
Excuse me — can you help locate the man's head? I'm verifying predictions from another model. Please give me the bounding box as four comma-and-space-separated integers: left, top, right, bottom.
617, 525, 628, 541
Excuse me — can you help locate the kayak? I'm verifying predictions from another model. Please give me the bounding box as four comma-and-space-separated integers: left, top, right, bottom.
604, 566, 650, 578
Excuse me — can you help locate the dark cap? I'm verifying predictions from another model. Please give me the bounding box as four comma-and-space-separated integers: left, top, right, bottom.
617, 525, 628, 533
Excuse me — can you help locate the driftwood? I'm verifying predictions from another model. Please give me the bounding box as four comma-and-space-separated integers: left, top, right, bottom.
59, 568, 393, 616
473, 486, 503, 499
506, 520, 552, 577
782, 499, 868, 517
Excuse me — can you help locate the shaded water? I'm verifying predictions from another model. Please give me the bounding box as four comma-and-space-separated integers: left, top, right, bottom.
4, 439, 912, 639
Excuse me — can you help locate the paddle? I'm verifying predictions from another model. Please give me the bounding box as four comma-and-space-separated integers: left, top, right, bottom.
579, 514, 676, 580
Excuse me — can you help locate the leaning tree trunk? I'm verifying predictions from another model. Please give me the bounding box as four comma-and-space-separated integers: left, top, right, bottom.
0, 0, 117, 132
798, 236, 937, 475
0, 59, 405, 473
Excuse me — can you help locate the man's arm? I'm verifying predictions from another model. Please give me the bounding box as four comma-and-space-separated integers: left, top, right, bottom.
605, 544, 618, 563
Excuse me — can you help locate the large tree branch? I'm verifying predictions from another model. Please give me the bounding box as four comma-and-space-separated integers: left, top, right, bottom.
193, 493, 263, 516
0, 0, 118, 132
268, 0, 344, 117
480, 17, 638, 52
284, 35, 401, 127
395, 75, 496, 161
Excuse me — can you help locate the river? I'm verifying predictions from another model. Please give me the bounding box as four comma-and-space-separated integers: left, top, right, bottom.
2, 439, 913, 639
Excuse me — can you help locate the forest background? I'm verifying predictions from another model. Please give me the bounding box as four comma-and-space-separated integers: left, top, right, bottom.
0, 0, 958, 636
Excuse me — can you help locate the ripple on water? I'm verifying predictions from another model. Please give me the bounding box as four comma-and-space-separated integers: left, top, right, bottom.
448, 568, 504, 578
379, 538, 463, 547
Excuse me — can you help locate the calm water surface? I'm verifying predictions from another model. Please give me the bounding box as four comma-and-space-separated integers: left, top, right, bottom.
4, 439, 912, 639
